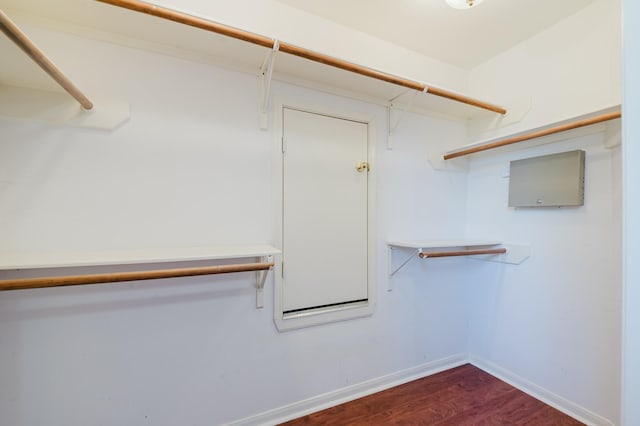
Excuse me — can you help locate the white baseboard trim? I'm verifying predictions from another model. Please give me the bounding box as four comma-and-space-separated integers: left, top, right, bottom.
468, 355, 614, 426
228, 354, 613, 426
227, 353, 468, 426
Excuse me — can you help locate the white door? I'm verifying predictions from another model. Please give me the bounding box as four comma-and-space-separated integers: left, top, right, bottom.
282, 108, 369, 313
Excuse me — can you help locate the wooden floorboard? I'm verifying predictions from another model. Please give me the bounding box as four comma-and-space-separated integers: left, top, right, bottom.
280, 364, 584, 425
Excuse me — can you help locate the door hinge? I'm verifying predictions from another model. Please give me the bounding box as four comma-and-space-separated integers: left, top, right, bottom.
281, 137, 286, 154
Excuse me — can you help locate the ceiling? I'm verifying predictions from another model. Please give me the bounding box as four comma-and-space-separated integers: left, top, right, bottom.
275, 0, 599, 69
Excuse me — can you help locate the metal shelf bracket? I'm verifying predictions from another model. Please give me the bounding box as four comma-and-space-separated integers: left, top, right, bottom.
259, 40, 279, 130
387, 246, 421, 291
256, 255, 274, 308
387, 88, 422, 150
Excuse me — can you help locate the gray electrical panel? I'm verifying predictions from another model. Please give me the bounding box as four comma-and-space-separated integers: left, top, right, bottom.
508, 150, 585, 207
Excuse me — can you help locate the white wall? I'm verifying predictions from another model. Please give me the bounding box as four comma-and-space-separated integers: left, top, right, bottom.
464, 0, 622, 423
0, 27, 273, 252
464, 136, 621, 424
621, 0, 640, 424
0, 24, 471, 425
469, 0, 621, 141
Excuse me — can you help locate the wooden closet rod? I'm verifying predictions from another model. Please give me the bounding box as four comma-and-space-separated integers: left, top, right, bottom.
0, 9, 94, 110
0, 261, 274, 291
95, 0, 507, 115
419, 248, 506, 259
444, 109, 622, 160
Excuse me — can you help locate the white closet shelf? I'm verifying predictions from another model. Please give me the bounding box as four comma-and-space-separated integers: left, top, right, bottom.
0, 0, 503, 121
429, 106, 622, 170
386, 240, 529, 290
0, 245, 281, 308
0, 245, 280, 270
387, 240, 502, 250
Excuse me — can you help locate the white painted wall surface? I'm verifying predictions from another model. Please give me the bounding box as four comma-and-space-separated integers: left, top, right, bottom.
464, 136, 622, 424
0, 30, 273, 252
465, 0, 625, 418
469, 0, 621, 141
463, 1, 622, 423
0, 24, 470, 425
621, 0, 640, 424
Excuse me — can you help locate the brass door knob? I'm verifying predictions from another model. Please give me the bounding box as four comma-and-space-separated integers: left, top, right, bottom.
356, 161, 370, 172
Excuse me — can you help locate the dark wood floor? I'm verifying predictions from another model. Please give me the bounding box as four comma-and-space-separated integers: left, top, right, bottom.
281, 364, 583, 425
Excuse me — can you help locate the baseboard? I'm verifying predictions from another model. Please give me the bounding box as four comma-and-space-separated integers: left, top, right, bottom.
228, 354, 613, 426
469, 355, 614, 426
227, 353, 468, 426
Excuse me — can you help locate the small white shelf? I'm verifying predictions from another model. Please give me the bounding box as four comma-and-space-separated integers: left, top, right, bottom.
387, 240, 502, 250
386, 240, 529, 290
0, 245, 281, 308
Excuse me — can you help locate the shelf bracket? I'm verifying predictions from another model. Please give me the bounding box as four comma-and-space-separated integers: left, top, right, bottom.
259, 40, 279, 130
255, 255, 274, 308
387, 246, 421, 291
387, 88, 423, 150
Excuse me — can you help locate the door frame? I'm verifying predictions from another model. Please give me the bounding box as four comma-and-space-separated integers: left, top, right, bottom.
272, 97, 377, 331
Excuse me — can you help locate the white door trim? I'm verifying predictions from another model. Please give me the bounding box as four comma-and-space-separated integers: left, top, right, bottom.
272, 96, 377, 331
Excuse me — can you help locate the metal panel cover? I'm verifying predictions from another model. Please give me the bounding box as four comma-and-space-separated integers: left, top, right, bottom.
508, 150, 585, 207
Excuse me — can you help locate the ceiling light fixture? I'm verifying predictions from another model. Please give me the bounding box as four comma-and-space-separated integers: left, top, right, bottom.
446, 0, 484, 10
